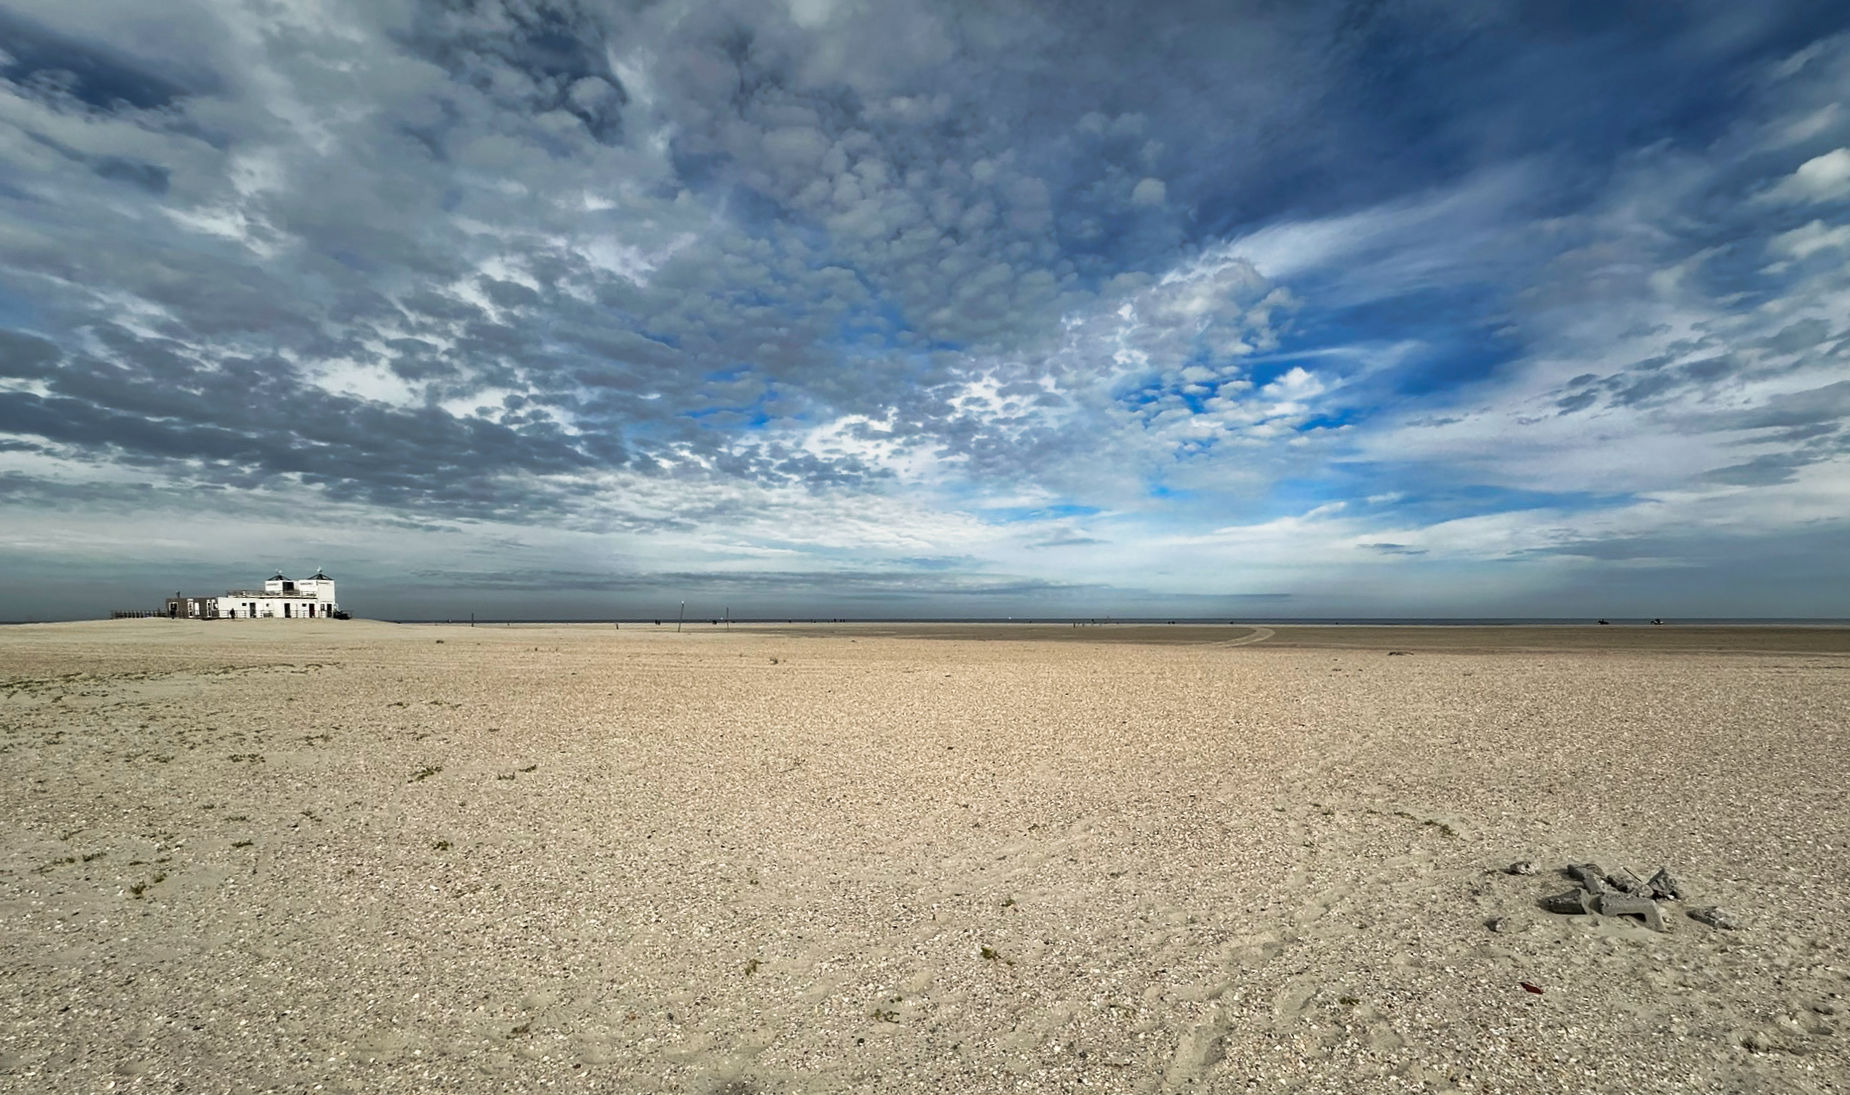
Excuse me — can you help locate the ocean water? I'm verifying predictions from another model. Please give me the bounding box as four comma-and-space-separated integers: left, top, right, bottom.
390, 616, 1850, 627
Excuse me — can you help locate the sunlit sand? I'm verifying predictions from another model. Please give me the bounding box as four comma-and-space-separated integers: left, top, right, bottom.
3, 620, 1846, 1092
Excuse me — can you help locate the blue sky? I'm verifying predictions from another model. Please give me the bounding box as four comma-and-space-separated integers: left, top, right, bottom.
1, 0, 1848, 620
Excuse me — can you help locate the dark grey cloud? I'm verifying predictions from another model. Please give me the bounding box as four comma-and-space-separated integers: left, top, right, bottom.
1535, 523, 1850, 576
411, 565, 1085, 597
0, 338, 617, 521
1757, 317, 1837, 354
1716, 379, 1850, 432
403, 0, 630, 145
0, 329, 59, 376
0, 7, 205, 111
1701, 453, 1810, 486
90, 154, 169, 193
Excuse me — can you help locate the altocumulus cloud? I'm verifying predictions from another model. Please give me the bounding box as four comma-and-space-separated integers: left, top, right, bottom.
1, 0, 1848, 620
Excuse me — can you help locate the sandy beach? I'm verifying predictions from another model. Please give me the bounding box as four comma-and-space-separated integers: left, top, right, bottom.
2, 619, 1847, 1093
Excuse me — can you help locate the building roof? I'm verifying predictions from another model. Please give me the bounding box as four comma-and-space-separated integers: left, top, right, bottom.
310, 569, 332, 580
270, 571, 289, 581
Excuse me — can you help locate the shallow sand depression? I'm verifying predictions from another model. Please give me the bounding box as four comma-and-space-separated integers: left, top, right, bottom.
2, 620, 1847, 1093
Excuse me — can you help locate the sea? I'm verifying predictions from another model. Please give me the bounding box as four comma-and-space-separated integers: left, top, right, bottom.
386, 617, 1850, 628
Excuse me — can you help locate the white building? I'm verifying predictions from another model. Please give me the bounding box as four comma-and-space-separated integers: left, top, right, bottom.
166, 569, 343, 620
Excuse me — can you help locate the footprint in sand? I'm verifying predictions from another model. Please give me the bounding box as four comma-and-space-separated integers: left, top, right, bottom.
1291, 897, 1331, 924
1219, 931, 1286, 969
1360, 1009, 1406, 1054
1160, 1023, 1228, 1089
1272, 979, 1319, 1024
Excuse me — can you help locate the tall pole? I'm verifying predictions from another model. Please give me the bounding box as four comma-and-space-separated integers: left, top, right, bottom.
725, 605, 730, 632
677, 601, 684, 633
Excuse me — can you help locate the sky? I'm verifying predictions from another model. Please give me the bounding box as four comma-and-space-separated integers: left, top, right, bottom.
2, 0, 1849, 621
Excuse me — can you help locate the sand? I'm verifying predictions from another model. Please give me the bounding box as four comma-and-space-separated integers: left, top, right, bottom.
2, 619, 1847, 1093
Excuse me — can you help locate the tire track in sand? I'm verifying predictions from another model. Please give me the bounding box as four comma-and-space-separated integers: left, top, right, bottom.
1219, 627, 1275, 647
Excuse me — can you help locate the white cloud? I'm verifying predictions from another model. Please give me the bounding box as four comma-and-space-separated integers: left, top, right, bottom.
1761, 147, 1850, 203
1225, 164, 1533, 298
1770, 102, 1841, 147
1770, 218, 1850, 258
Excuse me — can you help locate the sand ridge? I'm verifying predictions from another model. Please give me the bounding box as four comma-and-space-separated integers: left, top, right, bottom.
2, 620, 1847, 1092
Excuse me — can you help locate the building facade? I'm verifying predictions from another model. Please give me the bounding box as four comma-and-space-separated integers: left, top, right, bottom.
164, 570, 342, 620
